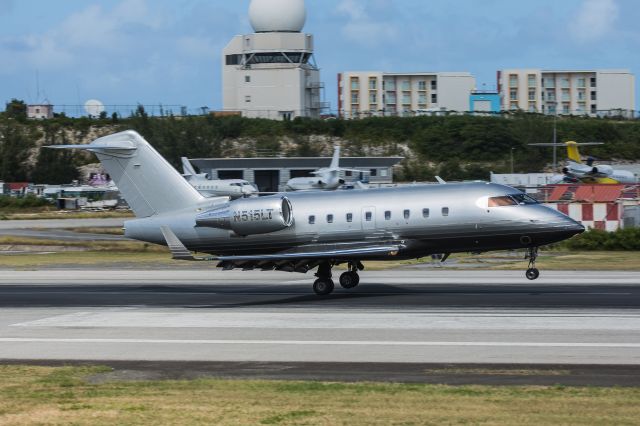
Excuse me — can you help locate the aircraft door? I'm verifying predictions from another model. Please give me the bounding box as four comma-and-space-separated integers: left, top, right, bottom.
361, 206, 376, 230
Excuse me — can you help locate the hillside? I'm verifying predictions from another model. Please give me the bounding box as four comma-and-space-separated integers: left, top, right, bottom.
1, 110, 640, 184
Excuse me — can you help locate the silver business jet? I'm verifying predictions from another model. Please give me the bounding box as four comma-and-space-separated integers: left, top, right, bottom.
50, 131, 584, 295
285, 146, 363, 191
181, 157, 257, 199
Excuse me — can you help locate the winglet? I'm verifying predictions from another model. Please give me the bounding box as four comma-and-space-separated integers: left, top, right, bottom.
329, 145, 340, 169
181, 157, 197, 176
160, 226, 198, 261
435, 176, 447, 184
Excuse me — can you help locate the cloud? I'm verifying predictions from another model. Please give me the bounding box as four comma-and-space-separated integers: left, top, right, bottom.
336, 0, 399, 47
569, 0, 619, 42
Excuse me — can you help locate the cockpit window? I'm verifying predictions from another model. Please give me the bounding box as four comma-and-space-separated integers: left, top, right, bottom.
488, 196, 517, 207
510, 193, 538, 205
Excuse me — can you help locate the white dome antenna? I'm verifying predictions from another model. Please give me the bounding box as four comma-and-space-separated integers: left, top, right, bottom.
249, 0, 306, 33
84, 99, 105, 117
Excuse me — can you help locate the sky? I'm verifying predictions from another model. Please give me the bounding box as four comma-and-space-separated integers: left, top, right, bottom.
1, 0, 638, 114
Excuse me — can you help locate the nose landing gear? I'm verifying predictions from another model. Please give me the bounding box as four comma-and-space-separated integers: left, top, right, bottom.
525, 247, 540, 280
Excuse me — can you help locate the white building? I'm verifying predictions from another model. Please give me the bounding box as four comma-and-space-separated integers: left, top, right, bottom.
221, 0, 326, 120
498, 69, 635, 117
27, 104, 53, 119
337, 72, 475, 118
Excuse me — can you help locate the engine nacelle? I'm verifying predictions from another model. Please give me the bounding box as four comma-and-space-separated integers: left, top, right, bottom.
592, 165, 613, 176
196, 196, 293, 236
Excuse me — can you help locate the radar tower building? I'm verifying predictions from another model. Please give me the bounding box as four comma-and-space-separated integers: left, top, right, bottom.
222, 0, 325, 120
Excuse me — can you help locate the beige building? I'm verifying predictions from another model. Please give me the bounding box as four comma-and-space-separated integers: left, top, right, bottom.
222, 0, 326, 120
27, 104, 53, 119
338, 72, 475, 118
498, 69, 635, 117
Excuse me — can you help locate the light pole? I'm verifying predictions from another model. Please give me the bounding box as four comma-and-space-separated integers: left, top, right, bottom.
510, 147, 515, 174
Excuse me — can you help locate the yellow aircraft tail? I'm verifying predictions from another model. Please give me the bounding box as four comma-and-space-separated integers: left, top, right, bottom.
565, 141, 582, 163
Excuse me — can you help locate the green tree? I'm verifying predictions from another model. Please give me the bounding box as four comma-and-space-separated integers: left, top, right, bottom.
5, 99, 27, 121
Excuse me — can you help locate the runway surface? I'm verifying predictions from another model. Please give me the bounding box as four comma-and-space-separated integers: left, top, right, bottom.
0, 269, 639, 379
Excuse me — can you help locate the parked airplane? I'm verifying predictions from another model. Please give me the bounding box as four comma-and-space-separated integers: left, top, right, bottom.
286, 146, 364, 191
530, 141, 636, 184
50, 131, 584, 295
181, 157, 257, 199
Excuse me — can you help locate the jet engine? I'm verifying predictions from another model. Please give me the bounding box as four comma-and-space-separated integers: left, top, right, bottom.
196, 196, 293, 236
591, 165, 613, 176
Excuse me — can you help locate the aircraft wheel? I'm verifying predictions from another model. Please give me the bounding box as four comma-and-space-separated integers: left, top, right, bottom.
339, 271, 360, 289
313, 279, 335, 296
525, 268, 540, 280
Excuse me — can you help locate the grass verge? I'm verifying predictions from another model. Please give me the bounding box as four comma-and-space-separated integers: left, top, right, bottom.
2, 210, 134, 220
0, 365, 639, 425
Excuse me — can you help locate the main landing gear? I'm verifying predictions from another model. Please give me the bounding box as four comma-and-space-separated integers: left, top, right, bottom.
313, 261, 363, 295
525, 247, 540, 280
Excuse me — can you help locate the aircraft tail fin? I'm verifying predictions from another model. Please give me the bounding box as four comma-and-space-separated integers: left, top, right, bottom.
48, 130, 204, 218
329, 145, 340, 169
181, 157, 197, 176
565, 141, 582, 164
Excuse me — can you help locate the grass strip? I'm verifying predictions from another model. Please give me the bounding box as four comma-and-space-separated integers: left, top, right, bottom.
0, 365, 639, 425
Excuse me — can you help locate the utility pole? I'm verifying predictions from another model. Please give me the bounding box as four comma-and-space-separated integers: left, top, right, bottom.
552, 112, 557, 172
510, 147, 515, 174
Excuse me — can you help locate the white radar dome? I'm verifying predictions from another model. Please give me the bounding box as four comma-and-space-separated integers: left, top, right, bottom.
249, 0, 306, 33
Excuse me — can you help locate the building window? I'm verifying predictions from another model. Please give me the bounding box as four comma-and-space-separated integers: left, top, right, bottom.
562, 89, 570, 101
225, 54, 241, 65
510, 89, 518, 101
418, 81, 427, 90
370, 169, 378, 177
442, 207, 449, 216
509, 74, 518, 87
418, 94, 427, 105
591, 91, 597, 101
245, 95, 251, 103
309, 215, 315, 224
369, 77, 377, 90
578, 89, 586, 100
386, 93, 396, 104
577, 78, 586, 88
380, 169, 388, 177
562, 103, 570, 114
385, 211, 391, 220
385, 80, 396, 91
402, 93, 411, 104
591, 104, 597, 114
404, 209, 410, 220
528, 102, 536, 112
327, 214, 334, 223
510, 102, 519, 110
528, 74, 537, 87
365, 212, 372, 221
402, 80, 411, 90
346, 213, 353, 222
431, 94, 437, 104
431, 80, 437, 90
590, 77, 597, 88
245, 75, 251, 83
351, 93, 359, 104
350, 78, 360, 90
422, 208, 430, 218
369, 92, 377, 103
528, 89, 536, 101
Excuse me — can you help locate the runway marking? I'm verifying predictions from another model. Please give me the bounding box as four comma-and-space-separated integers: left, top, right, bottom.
1, 338, 639, 348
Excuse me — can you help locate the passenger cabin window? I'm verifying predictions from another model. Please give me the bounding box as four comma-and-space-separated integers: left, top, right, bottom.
442, 207, 449, 216
422, 208, 430, 218
309, 215, 315, 224
327, 214, 334, 223
385, 211, 391, 220
365, 212, 372, 221
404, 210, 410, 220
346, 213, 353, 223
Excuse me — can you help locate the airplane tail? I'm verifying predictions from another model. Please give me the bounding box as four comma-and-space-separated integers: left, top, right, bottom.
48, 130, 204, 218
181, 157, 197, 176
565, 141, 582, 164
329, 145, 340, 169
